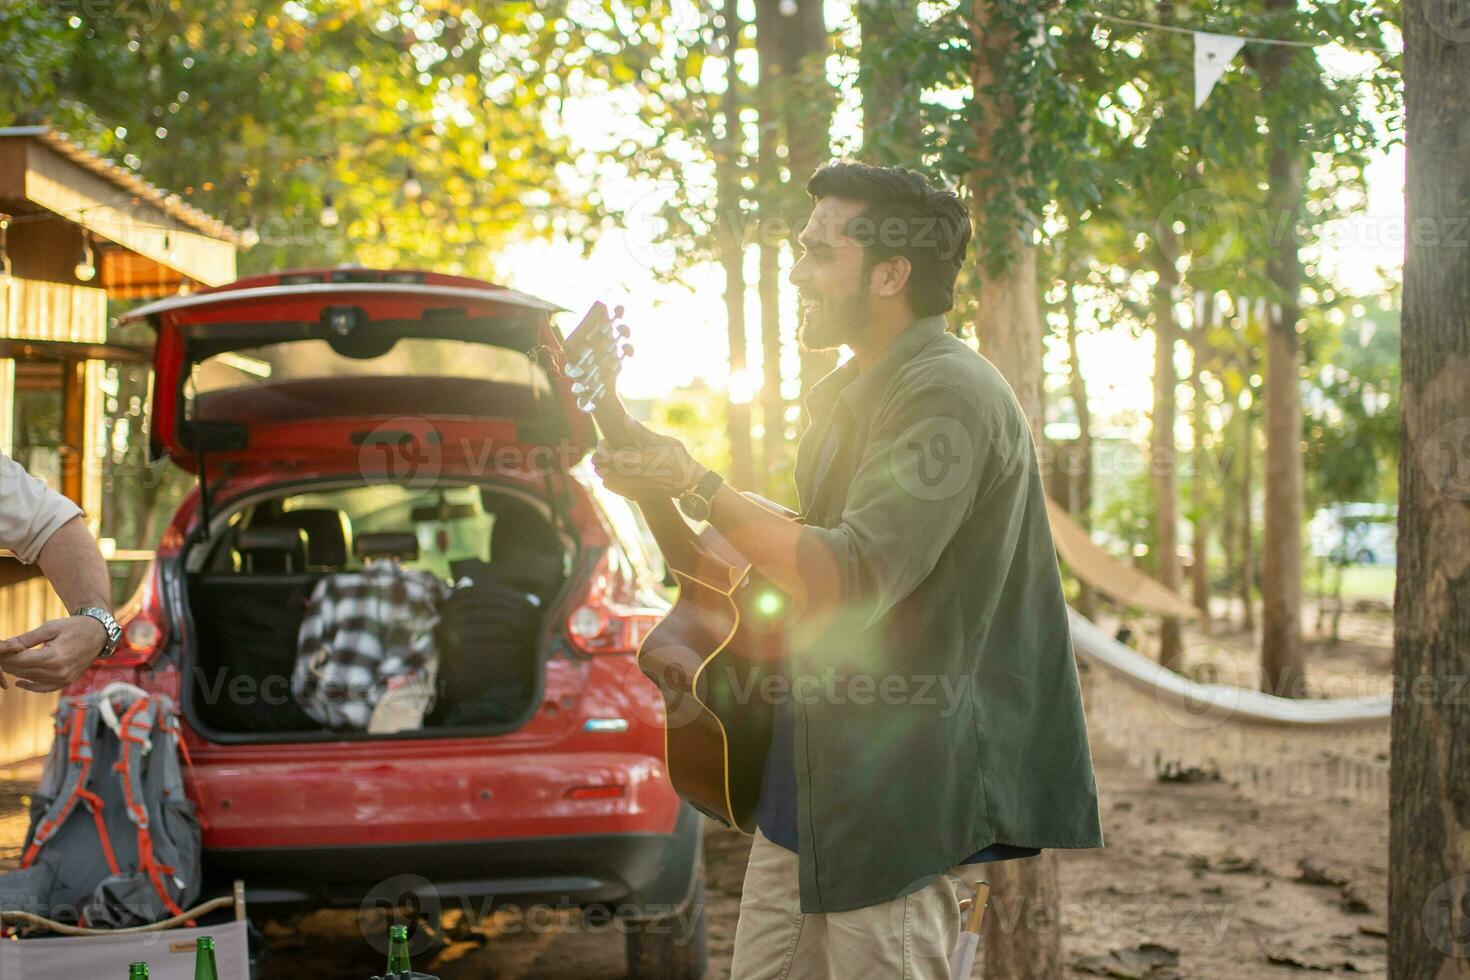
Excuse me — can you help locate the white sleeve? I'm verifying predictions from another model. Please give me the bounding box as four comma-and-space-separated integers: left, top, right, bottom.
0, 452, 84, 564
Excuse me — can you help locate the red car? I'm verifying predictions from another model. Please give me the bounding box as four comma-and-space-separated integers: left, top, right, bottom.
69, 268, 706, 977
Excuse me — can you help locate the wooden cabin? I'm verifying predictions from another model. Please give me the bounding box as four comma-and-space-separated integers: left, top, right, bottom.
0, 128, 239, 763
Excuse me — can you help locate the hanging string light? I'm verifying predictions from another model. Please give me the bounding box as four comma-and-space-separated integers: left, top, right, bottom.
402, 165, 423, 201
320, 192, 340, 228
74, 234, 98, 282
479, 138, 497, 172
779, 0, 797, 14
0, 214, 11, 277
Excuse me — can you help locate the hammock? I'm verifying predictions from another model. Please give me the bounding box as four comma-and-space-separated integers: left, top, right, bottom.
1047, 499, 1200, 621
1069, 610, 1390, 802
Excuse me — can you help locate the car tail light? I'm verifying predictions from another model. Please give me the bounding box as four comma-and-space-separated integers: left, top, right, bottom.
109, 564, 169, 668
565, 549, 663, 655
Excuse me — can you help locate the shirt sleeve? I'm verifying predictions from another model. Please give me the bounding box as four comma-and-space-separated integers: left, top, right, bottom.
0, 452, 85, 565
798, 383, 1009, 628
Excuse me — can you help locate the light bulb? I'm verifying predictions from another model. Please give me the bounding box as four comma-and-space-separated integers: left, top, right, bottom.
479, 140, 497, 171
74, 239, 97, 282
402, 166, 423, 200
779, 0, 797, 14
319, 194, 339, 228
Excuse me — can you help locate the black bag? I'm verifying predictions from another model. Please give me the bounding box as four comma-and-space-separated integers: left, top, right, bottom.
428, 564, 541, 728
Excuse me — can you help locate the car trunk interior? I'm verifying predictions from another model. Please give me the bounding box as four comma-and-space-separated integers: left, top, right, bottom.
181, 479, 573, 741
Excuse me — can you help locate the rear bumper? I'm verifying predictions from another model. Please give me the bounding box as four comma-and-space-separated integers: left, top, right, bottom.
207, 802, 703, 916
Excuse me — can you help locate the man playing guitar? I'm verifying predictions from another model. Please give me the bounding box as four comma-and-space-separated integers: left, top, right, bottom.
593, 162, 1102, 979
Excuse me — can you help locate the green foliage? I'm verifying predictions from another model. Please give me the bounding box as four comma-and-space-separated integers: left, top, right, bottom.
2, 1, 595, 277
0, 1, 71, 122
1302, 285, 1401, 507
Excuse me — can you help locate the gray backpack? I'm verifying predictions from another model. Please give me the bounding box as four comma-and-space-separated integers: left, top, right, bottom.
0, 683, 203, 929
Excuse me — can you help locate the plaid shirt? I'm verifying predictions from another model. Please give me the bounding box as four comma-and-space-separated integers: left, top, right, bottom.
291, 561, 450, 729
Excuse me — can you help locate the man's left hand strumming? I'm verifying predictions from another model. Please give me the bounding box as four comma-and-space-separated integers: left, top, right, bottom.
591, 419, 708, 501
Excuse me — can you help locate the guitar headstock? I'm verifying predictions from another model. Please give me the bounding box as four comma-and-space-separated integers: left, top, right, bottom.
547, 301, 634, 415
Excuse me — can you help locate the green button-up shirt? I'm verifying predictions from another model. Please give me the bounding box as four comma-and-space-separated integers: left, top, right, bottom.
784, 313, 1103, 913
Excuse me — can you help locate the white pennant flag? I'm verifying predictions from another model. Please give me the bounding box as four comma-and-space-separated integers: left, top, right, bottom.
1193, 31, 1246, 109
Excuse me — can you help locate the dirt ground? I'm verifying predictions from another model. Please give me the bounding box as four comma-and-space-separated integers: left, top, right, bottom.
0, 606, 1392, 978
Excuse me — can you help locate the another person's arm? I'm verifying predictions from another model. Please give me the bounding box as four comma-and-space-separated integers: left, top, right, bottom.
0, 454, 111, 692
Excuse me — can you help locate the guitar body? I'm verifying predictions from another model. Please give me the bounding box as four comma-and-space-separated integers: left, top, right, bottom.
541, 304, 794, 834
637, 528, 788, 832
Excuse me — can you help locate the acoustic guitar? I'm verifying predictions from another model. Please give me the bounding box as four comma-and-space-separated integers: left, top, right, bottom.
541, 302, 791, 833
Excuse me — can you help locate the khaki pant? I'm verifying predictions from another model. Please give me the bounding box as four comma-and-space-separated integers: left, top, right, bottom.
730, 830, 983, 980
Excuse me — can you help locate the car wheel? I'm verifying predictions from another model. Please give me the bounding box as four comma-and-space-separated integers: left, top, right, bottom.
624, 868, 708, 980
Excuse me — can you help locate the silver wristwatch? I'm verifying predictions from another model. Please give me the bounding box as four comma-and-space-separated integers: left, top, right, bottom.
75, 606, 122, 659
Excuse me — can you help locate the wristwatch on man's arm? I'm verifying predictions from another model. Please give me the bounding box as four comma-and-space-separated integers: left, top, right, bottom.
74, 606, 122, 660
677, 467, 725, 522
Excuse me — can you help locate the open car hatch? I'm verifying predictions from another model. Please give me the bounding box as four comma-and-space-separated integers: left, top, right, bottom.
120, 268, 596, 475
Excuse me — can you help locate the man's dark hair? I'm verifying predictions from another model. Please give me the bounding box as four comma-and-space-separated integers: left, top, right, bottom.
805, 162, 971, 318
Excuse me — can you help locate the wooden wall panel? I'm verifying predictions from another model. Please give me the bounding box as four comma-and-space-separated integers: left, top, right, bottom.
0, 574, 65, 765
0, 276, 107, 343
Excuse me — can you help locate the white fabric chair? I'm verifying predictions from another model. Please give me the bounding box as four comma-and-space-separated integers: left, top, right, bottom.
0, 917, 250, 979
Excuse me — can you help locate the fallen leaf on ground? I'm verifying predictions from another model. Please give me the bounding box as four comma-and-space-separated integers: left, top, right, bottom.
1189, 852, 1263, 874
1262, 945, 1363, 972
1338, 881, 1373, 914
1074, 942, 1180, 978
1296, 858, 1349, 887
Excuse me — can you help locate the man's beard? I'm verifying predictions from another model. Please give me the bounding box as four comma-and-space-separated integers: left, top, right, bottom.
797, 290, 872, 352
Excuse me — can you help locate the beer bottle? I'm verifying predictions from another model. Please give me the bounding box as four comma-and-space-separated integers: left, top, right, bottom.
386, 923, 413, 975
127, 964, 149, 979
194, 935, 219, 980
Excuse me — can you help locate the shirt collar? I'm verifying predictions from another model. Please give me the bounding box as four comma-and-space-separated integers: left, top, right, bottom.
805, 314, 950, 421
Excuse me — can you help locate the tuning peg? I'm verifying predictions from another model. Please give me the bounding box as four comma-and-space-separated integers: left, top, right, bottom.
614, 322, 631, 339
618, 343, 634, 359
565, 362, 585, 380
576, 382, 606, 413
570, 380, 590, 396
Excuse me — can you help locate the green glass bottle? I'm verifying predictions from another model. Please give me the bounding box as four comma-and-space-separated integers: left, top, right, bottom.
193, 935, 219, 980
386, 924, 413, 975
127, 964, 149, 980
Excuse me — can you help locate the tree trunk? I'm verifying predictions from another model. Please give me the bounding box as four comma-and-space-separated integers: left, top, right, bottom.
1390, 2, 1470, 973
1151, 246, 1184, 670
755, 0, 788, 497
1240, 400, 1255, 633
968, 6, 1060, 976
1258, 0, 1306, 698
1260, 302, 1304, 694
973, 247, 1060, 980
1329, 559, 1344, 646
856, 0, 921, 159
1220, 404, 1238, 625
780, 0, 836, 398
718, 0, 754, 491
1190, 305, 1213, 625
1064, 278, 1096, 621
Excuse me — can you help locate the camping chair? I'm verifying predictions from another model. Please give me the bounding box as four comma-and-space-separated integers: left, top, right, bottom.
950, 880, 991, 979
0, 879, 251, 978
